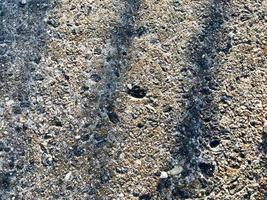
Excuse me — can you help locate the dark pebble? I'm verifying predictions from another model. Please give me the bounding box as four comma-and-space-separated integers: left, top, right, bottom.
73, 145, 84, 157
87, 186, 97, 195
47, 19, 60, 28
9, 157, 15, 168
94, 132, 107, 143
15, 126, 22, 133
100, 170, 110, 184
90, 74, 101, 82
81, 134, 90, 141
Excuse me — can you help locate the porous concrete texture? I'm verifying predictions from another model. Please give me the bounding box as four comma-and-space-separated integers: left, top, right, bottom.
0, 0, 267, 199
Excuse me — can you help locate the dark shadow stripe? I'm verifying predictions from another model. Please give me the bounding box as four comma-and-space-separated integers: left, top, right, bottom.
0, 0, 55, 198
85, 0, 142, 198
98, 0, 141, 122
157, 1, 231, 199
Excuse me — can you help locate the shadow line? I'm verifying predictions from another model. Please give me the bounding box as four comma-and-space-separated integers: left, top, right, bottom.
83, 0, 142, 198
0, 0, 55, 198
157, 1, 231, 199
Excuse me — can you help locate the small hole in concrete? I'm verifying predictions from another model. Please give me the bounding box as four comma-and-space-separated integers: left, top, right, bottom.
127, 86, 147, 98
209, 139, 220, 148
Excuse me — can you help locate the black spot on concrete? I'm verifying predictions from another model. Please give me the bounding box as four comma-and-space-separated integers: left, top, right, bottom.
137, 123, 144, 128
100, 170, 110, 184
62, 71, 70, 81
9, 157, 15, 169
16, 160, 25, 170
52, 117, 62, 127
198, 162, 215, 177
15, 126, 22, 133
210, 139, 220, 148
73, 145, 84, 157
81, 134, 90, 141
127, 85, 147, 98
90, 74, 101, 82
107, 111, 120, 124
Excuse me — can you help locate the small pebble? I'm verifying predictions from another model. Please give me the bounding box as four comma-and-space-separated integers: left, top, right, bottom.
75, 135, 81, 140
160, 171, 168, 179
21, 0, 26, 4
168, 165, 183, 176
64, 171, 72, 182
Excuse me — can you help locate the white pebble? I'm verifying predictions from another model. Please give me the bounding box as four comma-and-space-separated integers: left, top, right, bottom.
160, 171, 168, 179
168, 165, 183, 176
75, 135, 81, 140
64, 171, 72, 182
21, 0, 27, 4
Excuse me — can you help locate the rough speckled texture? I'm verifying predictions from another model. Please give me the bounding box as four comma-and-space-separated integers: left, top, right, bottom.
0, 0, 267, 199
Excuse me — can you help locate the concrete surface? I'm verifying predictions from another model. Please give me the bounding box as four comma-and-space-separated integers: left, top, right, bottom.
0, 0, 267, 199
